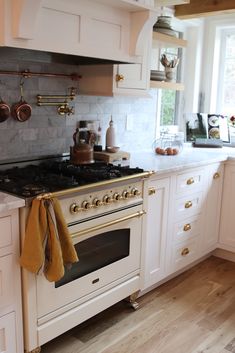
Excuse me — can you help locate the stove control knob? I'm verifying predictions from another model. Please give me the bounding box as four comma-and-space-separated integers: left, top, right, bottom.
82, 200, 91, 210
131, 188, 141, 197
103, 195, 112, 204
113, 192, 121, 201
93, 198, 102, 208
70, 203, 81, 214
122, 190, 131, 199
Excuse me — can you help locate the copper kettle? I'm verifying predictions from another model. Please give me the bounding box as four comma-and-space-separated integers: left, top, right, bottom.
70, 128, 94, 164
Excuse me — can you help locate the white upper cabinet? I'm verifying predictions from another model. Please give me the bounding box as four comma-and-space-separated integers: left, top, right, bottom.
0, 0, 158, 63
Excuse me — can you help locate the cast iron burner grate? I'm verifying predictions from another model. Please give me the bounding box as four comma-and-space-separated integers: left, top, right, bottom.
0, 160, 144, 198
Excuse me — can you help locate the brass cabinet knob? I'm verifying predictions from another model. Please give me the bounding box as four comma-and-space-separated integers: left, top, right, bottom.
82, 200, 91, 210
183, 223, 191, 232
113, 193, 121, 201
103, 195, 112, 204
181, 247, 190, 256
213, 172, 220, 179
116, 74, 125, 82
148, 187, 156, 196
186, 177, 194, 185
70, 203, 81, 214
185, 201, 192, 209
93, 198, 102, 208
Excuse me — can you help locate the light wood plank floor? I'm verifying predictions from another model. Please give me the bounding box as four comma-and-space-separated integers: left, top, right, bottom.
41, 256, 235, 353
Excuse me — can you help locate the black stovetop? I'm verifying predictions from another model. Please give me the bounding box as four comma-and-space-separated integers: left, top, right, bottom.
0, 159, 144, 198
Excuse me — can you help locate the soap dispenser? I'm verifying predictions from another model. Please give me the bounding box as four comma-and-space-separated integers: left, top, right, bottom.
105, 116, 116, 149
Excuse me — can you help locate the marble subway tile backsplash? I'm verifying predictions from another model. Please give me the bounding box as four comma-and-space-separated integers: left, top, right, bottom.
0, 60, 158, 160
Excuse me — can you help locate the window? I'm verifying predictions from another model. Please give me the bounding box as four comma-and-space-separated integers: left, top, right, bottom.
216, 28, 235, 115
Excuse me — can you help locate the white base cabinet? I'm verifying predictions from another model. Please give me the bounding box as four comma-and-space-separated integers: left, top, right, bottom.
219, 162, 235, 251
143, 177, 170, 289
0, 209, 23, 353
144, 162, 225, 291
202, 163, 224, 253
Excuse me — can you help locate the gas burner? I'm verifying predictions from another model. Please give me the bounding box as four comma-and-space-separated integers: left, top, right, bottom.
22, 184, 48, 196
0, 157, 145, 199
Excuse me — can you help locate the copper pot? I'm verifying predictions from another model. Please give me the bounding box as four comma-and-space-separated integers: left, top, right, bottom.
0, 99, 10, 123
11, 82, 32, 122
70, 141, 94, 165
70, 128, 94, 164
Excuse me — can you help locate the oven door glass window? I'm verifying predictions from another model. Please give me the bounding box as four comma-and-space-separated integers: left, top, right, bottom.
55, 229, 130, 288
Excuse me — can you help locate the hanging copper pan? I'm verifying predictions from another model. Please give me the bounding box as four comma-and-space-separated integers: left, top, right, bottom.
11, 81, 32, 122
0, 98, 10, 123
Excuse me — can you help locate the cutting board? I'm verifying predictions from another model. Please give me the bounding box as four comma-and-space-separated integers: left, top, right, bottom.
94, 150, 130, 163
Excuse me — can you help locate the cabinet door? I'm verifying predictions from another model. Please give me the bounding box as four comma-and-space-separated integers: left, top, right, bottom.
143, 177, 170, 289
114, 62, 149, 91
202, 163, 224, 252
219, 163, 235, 251
113, 39, 151, 93
0, 312, 16, 353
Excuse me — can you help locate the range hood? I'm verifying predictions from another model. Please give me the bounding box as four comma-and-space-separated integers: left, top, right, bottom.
0, 0, 157, 65
0, 47, 129, 66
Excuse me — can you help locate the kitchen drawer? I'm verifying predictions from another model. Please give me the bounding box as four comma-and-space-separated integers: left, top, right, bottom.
0, 214, 13, 251
0, 255, 14, 309
175, 169, 205, 196
172, 215, 202, 243
0, 312, 16, 353
173, 192, 204, 221
171, 239, 198, 272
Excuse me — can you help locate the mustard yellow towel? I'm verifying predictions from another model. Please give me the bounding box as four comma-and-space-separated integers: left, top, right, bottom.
20, 198, 78, 282
52, 198, 78, 265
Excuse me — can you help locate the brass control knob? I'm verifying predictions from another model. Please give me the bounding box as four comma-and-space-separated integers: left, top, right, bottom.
131, 188, 140, 197
122, 190, 131, 199
113, 192, 121, 201
70, 203, 80, 214
82, 200, 91, 210
93, 198, 102, 208
103, 195, 112, 204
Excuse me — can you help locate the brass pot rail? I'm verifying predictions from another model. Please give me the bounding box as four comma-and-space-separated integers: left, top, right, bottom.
36, 171, 155, 200
71, 210, 146, 239
0, 69, 81, 80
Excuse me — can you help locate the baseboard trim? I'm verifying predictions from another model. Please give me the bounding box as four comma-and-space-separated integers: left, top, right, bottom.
140, 253, 212, 297
213, 248, 235, 262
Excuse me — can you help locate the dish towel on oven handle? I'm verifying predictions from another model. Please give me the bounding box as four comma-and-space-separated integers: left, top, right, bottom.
19, 198, 79, 282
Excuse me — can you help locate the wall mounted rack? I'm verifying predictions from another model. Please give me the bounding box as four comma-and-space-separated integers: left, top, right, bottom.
0, 69, 81, 80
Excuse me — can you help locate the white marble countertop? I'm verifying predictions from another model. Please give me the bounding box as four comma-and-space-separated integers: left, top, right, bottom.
129, 146, 235, 175
0, 192, 25, 213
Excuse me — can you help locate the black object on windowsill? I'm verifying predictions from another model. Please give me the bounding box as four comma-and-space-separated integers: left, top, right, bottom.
192, 138, 223, 148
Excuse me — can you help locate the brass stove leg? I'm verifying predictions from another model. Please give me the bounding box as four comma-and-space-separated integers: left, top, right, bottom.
125, 290, 140, 310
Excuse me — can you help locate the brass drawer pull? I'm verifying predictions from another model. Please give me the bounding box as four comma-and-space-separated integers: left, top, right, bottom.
186, 177, 194, 185
185, 201, 192, 209
116, 74, 125, 82
183, 223, 191, 232
181, 247, 190, 256
148, 187, 156, 196
213, 172, 220, 179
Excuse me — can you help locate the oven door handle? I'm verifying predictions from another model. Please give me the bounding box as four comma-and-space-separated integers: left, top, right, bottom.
71, 210, 146, 239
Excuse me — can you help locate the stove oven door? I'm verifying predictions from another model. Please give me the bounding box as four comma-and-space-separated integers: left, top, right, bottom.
36, 204, 144, 320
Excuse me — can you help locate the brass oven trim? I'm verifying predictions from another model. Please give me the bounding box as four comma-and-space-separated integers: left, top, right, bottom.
71, 210, 146, 238
36, 171, 155, 200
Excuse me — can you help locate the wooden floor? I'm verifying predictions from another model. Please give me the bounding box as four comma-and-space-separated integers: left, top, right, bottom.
41, 256, 235, 353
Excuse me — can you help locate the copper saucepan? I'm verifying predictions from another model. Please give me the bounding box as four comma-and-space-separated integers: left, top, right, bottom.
11, 82, 32, 122
0, 98, 10, 123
